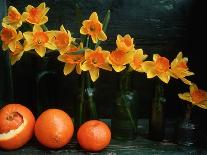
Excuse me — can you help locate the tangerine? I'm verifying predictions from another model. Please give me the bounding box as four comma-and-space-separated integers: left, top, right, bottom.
77, 120, 111, 152
0, 103, 35, 150
34, 109, 74, 149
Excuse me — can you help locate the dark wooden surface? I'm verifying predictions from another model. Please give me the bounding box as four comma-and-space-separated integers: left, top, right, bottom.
1, 137, 207, 155
0, 119, 207, 155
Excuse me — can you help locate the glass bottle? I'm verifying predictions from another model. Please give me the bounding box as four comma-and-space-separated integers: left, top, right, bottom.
111, 69, 138, 140
149, 79, 166, 141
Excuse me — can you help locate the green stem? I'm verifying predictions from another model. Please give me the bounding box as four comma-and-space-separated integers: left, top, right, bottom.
185, 103, 192, 122
95, 10, 111, 48
120, 67, 137, 131
124, 99, 137, 132
78, 73, 85, 125
120, 67, 132, 92
7, 54, 14, 102
41, 24, 48, 31
86, 73, 97, 119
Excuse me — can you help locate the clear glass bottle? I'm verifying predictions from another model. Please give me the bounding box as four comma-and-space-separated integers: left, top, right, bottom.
149, 79, 166, 141
111, 70, 138, 140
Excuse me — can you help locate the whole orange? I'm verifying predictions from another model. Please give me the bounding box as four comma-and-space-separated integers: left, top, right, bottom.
34, 109, 74, 149
0, 103, 35, 150
77, 120, 111, 152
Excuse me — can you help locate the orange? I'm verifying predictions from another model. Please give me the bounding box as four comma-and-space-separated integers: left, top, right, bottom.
77, 120, 111, 152
34, 109, 74, 149
0, 103, 35, 150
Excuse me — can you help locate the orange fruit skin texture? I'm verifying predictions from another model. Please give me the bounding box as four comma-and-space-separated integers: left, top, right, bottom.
0, 103, 35, 150
77, 120, 111, 152
34, 109, 74, 149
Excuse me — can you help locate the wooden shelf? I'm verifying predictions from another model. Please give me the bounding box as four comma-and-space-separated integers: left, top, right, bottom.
1, 136, 207, 155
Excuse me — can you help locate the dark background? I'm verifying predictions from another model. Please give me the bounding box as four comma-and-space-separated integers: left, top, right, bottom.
0, 0, 207, 140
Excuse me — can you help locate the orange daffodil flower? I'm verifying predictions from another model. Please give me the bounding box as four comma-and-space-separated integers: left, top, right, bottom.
178, 84, 207, 109
58, 43, 85, 75
3, 6, 23, 29
80, 12, 107, 43
142, 54, 171, 83
10, 41, 24, 65
170, 52, 194, 85
129, 49, 148, 72
108, 34, 139, 72
49, 25, 73, 54
22, 2, 49, 25
23, 25, 56, 57
0, 23, 23, 52
108, 49, 132, 72
81, 47, 112, 82
116, 34, 135, 52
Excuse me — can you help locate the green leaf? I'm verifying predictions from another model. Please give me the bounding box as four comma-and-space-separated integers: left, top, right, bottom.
95, 10, 111, 48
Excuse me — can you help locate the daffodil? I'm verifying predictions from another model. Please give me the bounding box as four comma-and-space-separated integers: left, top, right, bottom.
2, 6, 23, 29
23, 25, 56, 57
10, 41, 24, 65
80, 12, 107, 43
170, 52, 194, 85
48, 25, 73, 54
178, 84, 207, 109
0, 23, 23, 52
129, 49, 148, 72
58, 44, 85, 75
108, 48, 132, 72
22, 2, 49, 25
81, 46, 112, 82
116, 34, 135, 52
142, 54, 171, 83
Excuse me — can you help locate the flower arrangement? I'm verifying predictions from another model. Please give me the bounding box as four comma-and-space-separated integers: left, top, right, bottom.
1, 1, 207, 141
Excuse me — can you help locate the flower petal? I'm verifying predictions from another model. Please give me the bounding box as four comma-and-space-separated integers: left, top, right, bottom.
89, 68, 99, 82
89, 12, 98, 21
195, 100, 207, 109
178, 92, 192, 103
100, 63, 112, 71
8, 41, 16, 52
45, 42, 56, 50
190, 84, 198, 94
24, 41, 34, 51
81, 61, 91, 71
76, 63, 82, 75
98, 31, 107, 41
64, 64, 75, 75
33, 25, 43, 33
158, 73, 170, 83
112, 65, 126, 72
23, 32, 33, 41
91, 36, 98, 43
35, 46, 46, 57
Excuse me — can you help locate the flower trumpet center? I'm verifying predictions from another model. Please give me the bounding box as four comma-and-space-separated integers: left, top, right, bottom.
8, 10, 21, 23
133, 57, 142, 69
155, 57, 169, 73
33, 32, 49, 46
122, 37, 133, 48
88, 52, 105, 67
28, 8, 42, 24
109, 50, 126, 66
1, 28, 16, 44
55, 32, 69, 49
86, 21, 101, 35
176, 61, 188, 69
191, 90, 207, 104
